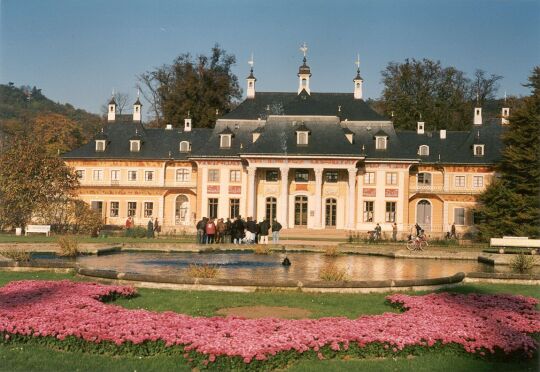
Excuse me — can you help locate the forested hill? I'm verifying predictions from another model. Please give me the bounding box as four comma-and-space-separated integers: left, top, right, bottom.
0, 83, 102, 140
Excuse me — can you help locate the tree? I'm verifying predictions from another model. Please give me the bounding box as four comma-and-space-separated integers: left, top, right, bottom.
138, 44, 242, 128
32, 113, 83, 155
0, 136, 79, 229
380, 59, 503, 131
476, 67, 540, 239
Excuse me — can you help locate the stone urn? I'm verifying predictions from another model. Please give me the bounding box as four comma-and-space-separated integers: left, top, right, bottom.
498, 248, 505, 254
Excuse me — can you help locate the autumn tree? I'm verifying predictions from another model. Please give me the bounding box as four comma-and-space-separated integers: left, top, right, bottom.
0, 136, 79, 229
138, 44, 242, 128
31, 113, 83, 155
380, 59, 502, 130
476, 67, 540, 239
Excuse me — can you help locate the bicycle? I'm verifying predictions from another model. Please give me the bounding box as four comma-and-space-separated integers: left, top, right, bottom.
406, 237, 428, 251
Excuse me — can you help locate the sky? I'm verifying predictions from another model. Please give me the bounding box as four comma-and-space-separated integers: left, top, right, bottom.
1, 0, 539, 116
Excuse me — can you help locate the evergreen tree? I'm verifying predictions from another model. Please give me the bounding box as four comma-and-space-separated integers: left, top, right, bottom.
477, 67, 540, 239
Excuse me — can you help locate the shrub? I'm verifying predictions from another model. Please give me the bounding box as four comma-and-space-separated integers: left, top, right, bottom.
186, 264, 220, 278
510, 251, 536, 273
57, 236, 79, 257
124, 226, 147, 238
319, 263, 348, 281
254, 245, 271, 255
324, 246, 339, 257
0, 247, 30, 262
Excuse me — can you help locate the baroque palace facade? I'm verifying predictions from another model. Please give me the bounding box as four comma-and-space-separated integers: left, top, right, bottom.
63, 54, 508, 237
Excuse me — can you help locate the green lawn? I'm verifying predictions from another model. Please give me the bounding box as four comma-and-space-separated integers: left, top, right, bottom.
0, 270, 538, 371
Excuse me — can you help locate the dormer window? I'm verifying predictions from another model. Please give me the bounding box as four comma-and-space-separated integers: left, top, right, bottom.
375, 136, 387, 150
130, 140, 140, 152
473, 144, 484, 156
297, 131, 309, 145
95, 140, 106, 152
418, 145, 430, 156
179, 141, 190, 152
220, 134, 232, 148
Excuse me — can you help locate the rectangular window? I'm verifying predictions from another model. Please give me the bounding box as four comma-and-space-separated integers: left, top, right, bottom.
208, 169, 220, 182
297, 132, 308, 145
229, 198, 240, 219
325, 170, 339, 183
93, 170, 103, 181
473, 176, 484, 187
90, 201, 103, 215
110, 170, 120, 181
385, 202, 396, 222
110, 201, 119, 217
363, 201, 374, 222
265, 170, 278, 182
386, 172, 397, 185
229, 170, 241, 183
455, 175, 466, 187
376, 137, 387, 150
96, 141, 105, 152
176, 169, 190, 182
144, 171, 154, 182
127, 202, 137, 217
75, 170, 85, 179
364, 172, 375, 185
128, 171, 137, 181
295, 169, 309, 182
130, 141, 140, 152
418, 173, 431, 185
144, 202, 153, 218
208, 198, 218, 219
454, 207, 465, 225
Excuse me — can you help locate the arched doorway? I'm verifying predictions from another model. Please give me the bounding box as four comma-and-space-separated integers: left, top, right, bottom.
294, 195, 308, 227
325, 198, 337, 228
416, 199, 432, 231
175, 195, 189, 225
265, 197, 277, 221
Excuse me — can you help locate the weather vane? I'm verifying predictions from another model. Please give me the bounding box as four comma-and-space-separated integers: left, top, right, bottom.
300, 42, 308, 58
248, 52, 254, 68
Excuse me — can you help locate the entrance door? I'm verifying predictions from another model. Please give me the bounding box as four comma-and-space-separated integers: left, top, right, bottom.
294, 196, 308, 227
325, 198, 337, 227
175, 195, 189, 225
416, 199, 432, 231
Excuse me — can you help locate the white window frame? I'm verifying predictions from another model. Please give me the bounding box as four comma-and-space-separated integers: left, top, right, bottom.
375, 136, 387, 150
143, 202, 154, 218
220, 135, 232, 148
130, 140, 141, 152
208, 169, 220, 182
385, 172, 397, 185
454, 207, 466, 225
110, 170, 120, 181
473, 175, 484, 188
176, 168, 190, 182
297, 131, 309, 145
128, 170, 137, 181
144, 171, 154, 182
93, 169, 103, 181
110, 201, 119, 217
417, 172, 432, 186
363, 201, 374, 222
364, 172, 376, 185
418, 145, 429, 156
127, 201, 137, 217
454, 175, 466, 188
95, 140, 106, 152
179, 141, 190, 152
385, 201, 396, 222
229, 169, 241, 183
474, 144, 485, 156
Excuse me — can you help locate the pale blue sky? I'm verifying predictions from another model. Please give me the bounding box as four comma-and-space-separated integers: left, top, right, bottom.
1, 0, 539, 115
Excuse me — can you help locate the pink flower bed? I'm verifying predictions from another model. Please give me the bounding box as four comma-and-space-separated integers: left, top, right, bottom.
1, 280, 539, 363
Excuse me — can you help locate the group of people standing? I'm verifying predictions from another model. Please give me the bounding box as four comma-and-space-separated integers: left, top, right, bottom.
195, 216, 283, 245
125, 216, 161, 238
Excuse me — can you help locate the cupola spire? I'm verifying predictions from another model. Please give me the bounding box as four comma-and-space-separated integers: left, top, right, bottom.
246, 53, 257, 99
133, 88, 142, 122
107, 89, 116, 122
353, 53, 363, 100
297, 42, 312, 95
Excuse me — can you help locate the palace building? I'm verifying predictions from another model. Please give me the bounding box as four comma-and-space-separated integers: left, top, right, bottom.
62, 51, 509, 237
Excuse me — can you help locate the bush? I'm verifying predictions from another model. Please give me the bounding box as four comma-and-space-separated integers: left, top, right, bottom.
57, 236, 79, 257
254, 245, 271, 255
0, 247, 30, 262
510, 251, 536, 273
319, 263, 348, 281
324, 246, 339, 257
124, 227, 147, 238
186, 264, 220, 278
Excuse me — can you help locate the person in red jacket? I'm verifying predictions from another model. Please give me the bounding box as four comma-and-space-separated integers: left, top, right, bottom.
205, 218, 216, 244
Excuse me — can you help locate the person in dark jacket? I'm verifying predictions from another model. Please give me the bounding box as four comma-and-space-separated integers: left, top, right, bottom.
232, 216, 245, 244
146, 219, 154, 238
196, 218, 206, 244
258, 218, 270, 244
271, 218, 282, 244
224, 218, 232, 243
246, 217, 257, 244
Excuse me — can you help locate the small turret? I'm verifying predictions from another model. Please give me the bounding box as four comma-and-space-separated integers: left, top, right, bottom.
297, 42, 311, 95
133, 90, 142, 122
353, 54, 363, 100
107, 93, 116, 122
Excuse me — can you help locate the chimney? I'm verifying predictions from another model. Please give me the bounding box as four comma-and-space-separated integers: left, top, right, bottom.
440, 129, 446, 139
417, 122, 425, 134
501, 107, 510, 125
474, 107, 482, 125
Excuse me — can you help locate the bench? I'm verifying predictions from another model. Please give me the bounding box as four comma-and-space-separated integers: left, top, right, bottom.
25, 225, 51, 236
490, 237, 540, 253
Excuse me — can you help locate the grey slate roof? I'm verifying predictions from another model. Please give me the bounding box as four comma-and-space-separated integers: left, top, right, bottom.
221, 91, 386, 121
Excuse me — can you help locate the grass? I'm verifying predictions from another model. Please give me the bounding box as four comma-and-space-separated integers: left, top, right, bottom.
0, 234, 196, 244
0, 270, 538, 371
185, 263, 220, 278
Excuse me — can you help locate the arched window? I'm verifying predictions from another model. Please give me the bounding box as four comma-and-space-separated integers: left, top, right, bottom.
302, 78, 307, 87
175, 195, 189, 225
220, 134, 231, 148
297, 132, 308, 145
418, 145, 429, 156
179, 141, 190, 152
